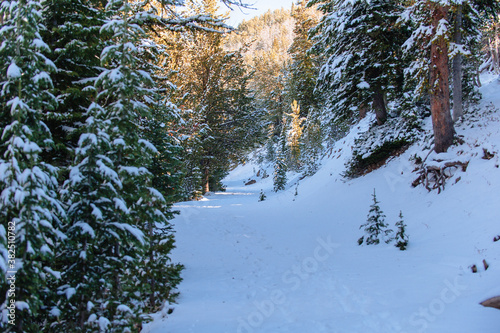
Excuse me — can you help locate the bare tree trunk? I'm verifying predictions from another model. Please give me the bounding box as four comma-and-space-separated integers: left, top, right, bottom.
372, 88, 387, 125
359, 103, 367, 120
203, 167, 210, 193
495, 23, 500, 74
491, 36, 500, 74
452, 4, 463, 122
149, 221, 155, 307
430, 4, 455, 153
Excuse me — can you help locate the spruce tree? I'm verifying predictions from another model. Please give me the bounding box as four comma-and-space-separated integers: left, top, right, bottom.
0, 0, 65, 330
273, 121, 288, 192
394, 211, 409, 250
41, 0, 109, 166
358, 189, 392, 245
167, 0, 262, 193
287, 100, 305, 170
309, 0, 406, 127
54, 0, 181, 330
139, 87, 184, 312
285, 0, 321, 117
401, 0, 455, 152
301, 107, 323, 176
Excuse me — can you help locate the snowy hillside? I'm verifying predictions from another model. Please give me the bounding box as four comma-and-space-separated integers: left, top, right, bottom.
144, 75, 500, 333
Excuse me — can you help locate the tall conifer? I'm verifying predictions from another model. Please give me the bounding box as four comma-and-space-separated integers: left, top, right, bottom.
0, 0, 65, 330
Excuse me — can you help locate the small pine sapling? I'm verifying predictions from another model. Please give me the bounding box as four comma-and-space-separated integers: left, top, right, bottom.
259, 190, 266, 202
358, 189, 392, 245
394, 210, 409, 250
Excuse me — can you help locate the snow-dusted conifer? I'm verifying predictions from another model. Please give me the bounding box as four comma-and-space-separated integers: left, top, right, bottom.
394, 211, 409, 250
287, 100, 305, 170
259, 189, 267, 201
56, 0, 180, 330
139, 86, 184, 312
285, 0, 320, 116
301, 108, 323, 176
41, 0, 109, 165
309, 0, 405, 127
0, 0, 65, 330
401, 0, 456, 152
274, 121, 288, 192
358, 189, 392, 245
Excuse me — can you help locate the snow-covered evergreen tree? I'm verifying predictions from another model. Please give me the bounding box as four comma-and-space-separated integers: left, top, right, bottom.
139, 92, 184, 312
274, 121, 288, 192
287, 100, 305, 170
358, 189, 392, 245
309, 0, 406, 128
259, 189, 267, 201
285, 0, 321, 116
394, 211, 409, 250
401, 0, 456, 152
55, 0, 182, 330
41, 0, 109, 166
0, 0, 65, 330
301, 107, 323, 176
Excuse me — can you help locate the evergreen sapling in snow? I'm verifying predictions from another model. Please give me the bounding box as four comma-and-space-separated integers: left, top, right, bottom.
394, 211, 409, 250
358, 189, 392, 245
259, 189, 266, 201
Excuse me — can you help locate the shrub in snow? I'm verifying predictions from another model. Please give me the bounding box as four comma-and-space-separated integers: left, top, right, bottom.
394, 211, 409, 250
358, 189, 392, 245
345, 107, 427, 178
259, 190, 266, 202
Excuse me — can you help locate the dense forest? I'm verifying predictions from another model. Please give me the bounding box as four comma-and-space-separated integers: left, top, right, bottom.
1, 0, 500, 331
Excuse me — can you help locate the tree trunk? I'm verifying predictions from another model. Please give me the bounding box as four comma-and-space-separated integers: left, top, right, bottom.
149, 221, 155, 308
372, 88, 387, 125
452, 4, 463, 122
491, 35, 499, 74
430, 4, 455, 153
202, 167, 210, 193
495, 23, 500, 74
359, 103, 368, 120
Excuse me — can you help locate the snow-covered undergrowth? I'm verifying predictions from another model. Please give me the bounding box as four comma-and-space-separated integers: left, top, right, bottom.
144, 75, 500, 333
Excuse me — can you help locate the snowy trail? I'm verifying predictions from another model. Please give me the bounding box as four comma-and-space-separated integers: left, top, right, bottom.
144, 178, 499, 333
145, 76, 500, 333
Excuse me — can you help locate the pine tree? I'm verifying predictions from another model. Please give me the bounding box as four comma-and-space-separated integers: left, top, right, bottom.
273, 121, 288, 192
286, 100, 305, 170
259, 189, 266, 201
139, 73, 184, 312
358, 189, 392, 245
54, 0, 182, 330
394, 211, 409, 251
0, 0, 65, 330
402, 0, 455, 152
301, 107, 323, 176
41, 0, 109, 167
309, 0, 406, 128
167, 0, 263, 194
284, 0, 321, 117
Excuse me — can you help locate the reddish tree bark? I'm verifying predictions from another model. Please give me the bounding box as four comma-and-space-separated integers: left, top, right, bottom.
203, 167, 210, 193
429, 4, 455, 153
373, 88, 387, 125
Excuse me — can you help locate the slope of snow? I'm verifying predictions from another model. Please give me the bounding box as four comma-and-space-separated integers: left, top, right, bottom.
144, 75, 500, 333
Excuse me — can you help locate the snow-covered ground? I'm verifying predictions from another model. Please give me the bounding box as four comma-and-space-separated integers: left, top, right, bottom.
144, 75, 500, 333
